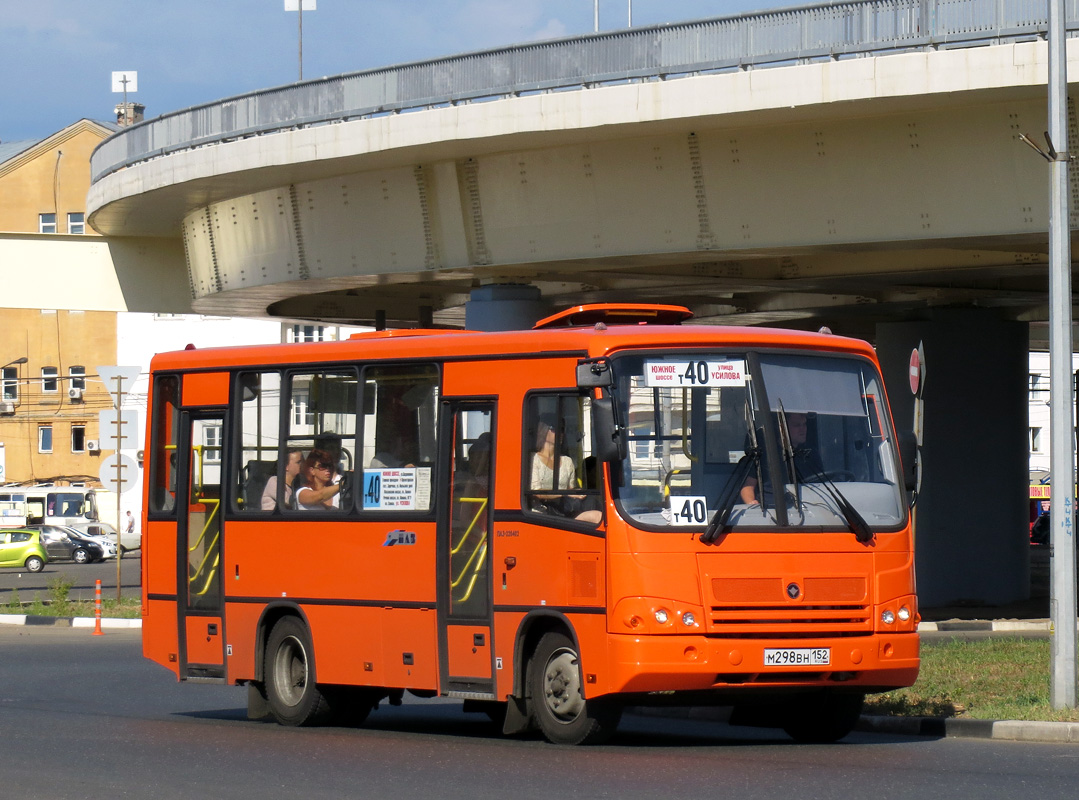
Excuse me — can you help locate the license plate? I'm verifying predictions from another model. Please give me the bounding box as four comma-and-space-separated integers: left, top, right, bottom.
763, 647, 830, 667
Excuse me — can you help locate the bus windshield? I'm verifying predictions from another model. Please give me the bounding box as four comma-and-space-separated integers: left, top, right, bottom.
611, 351, 907, 532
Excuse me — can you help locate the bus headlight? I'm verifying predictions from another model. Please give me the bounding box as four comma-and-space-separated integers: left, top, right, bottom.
897, 606, 911, 622
881, 609, 895, 625
681, 612, 697, 627
654, 608, 670, 625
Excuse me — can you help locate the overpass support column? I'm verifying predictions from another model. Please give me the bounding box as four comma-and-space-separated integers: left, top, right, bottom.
464, 284, 546, 332
877, 311, 1029, 607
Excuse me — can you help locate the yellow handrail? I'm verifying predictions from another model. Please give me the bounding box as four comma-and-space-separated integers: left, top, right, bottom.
452, 496, 487, 555
187, 497, 220, 554
451, 532, 487, 590
188, 497, 221, 596
452, 541, 488, 603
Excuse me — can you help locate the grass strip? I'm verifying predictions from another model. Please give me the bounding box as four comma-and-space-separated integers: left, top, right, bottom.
865, 636, 1079, 723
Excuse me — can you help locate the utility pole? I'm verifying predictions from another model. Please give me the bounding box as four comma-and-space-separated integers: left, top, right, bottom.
285, 0, 316, 81
1047, 0, 1077, 709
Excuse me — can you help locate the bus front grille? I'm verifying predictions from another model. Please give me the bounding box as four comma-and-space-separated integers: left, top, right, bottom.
707, 604, 871, 637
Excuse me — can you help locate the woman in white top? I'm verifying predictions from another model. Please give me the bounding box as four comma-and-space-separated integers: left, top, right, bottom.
295, 448, 342, 511
530, 422, 601, 524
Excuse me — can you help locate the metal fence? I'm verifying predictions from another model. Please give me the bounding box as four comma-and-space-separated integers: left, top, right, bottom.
90, 0, 1079, 182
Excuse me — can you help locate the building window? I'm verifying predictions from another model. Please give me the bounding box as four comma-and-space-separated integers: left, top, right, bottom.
287, 324, 331, 343
41, 367, 58, 393
1029, 373, 1048, 400
38, 425, 53, 453
39, 213, 56, 234
71, 425, 86, 453
291, 387, 313, 428
204, 425, 222, 463
1030, 427, 1043, 453
67, 212, 85, 234
2, 367, 18, 401
69, 366, 85, 390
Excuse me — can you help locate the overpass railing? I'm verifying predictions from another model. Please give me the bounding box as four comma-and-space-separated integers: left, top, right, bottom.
91, 0, 1079, 183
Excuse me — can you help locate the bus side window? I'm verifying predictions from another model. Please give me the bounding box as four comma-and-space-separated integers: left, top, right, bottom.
523, 392, 603, 525
285, 369, 360, 513
234, 371, 284, 513
148, 375, 181, 514
360, 364, 439, 513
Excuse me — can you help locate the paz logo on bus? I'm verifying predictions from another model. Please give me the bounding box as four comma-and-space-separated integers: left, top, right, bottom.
383, 530, 417, 547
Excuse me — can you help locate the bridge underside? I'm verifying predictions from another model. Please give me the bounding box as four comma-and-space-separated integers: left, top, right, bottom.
87, 39, 1070, 607
89, 44, 1078, 348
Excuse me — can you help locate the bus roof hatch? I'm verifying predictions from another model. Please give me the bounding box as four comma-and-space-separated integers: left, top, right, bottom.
533, 303, 693, 329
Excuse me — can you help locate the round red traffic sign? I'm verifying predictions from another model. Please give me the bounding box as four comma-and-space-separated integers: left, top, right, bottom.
909, 348, 921, 395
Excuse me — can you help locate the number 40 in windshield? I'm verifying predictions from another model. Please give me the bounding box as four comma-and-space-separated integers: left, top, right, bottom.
670, 496, 709, 526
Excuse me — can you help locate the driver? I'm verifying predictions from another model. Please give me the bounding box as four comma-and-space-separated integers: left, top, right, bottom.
739, 412, 822, 505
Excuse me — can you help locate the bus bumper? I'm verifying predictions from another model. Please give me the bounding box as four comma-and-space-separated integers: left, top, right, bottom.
603, 632, 919, 696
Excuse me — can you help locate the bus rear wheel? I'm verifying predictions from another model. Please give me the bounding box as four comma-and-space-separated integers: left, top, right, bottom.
528, 631, 621, 745
264, 617, 332, 726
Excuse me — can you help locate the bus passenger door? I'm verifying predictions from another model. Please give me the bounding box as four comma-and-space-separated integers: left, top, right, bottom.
177, 411, 226, 681
437, 402, 495, 698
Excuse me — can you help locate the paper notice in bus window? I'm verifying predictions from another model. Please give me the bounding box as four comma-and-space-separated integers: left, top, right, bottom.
643, 359, 747, 387
363, 468, 428, 510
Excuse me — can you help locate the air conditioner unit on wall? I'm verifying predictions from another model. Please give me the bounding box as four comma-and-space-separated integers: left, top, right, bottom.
67, 387, 83, 401
85, 439, 100, 452
0, 402, 14, 416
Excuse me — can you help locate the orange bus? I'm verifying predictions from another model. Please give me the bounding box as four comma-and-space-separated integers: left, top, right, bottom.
141, 304, 918, 745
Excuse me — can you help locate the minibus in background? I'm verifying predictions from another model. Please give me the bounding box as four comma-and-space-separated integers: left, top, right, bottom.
0, 485, 100, 530
141, 304, 918, 745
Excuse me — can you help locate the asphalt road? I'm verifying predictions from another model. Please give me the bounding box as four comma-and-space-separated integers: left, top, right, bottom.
0, 554, 141, 603
1, 626, 1078, 800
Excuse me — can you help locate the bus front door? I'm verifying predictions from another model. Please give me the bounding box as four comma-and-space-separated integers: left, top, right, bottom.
177, 412, 226, 681
438, 402, 496, 697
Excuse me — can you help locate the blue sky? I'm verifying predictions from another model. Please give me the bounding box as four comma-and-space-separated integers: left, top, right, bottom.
1, 1, 810, 143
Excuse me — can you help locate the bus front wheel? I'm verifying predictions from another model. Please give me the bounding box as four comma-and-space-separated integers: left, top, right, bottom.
528, 631, 621, 745
264, 617, 332, 726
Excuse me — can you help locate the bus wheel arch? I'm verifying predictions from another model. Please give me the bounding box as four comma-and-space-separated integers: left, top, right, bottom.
509, 612, 620, 744
527, 629, 621, 745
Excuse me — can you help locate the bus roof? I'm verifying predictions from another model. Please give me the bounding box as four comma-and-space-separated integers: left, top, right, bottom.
148, 320, 876, 373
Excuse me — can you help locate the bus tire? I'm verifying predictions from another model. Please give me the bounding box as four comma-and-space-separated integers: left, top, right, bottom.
528, 631, 621, 745
264, 617, 332, 726
781, 691, 864, 744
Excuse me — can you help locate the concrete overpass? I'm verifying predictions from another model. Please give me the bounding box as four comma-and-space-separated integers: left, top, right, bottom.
87, 0, 1079, 607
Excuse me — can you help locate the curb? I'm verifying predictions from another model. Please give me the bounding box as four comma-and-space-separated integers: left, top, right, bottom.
858, 714, 1079, 744
0, 613, 141, 629
632, 706, 1079, 744
918, 619, 1051, 633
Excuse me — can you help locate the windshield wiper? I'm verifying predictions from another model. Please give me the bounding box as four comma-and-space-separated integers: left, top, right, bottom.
776, 402, 800, 497
801, 462, 875, 544
701, 449, 758, 544
702, 401, 761, 544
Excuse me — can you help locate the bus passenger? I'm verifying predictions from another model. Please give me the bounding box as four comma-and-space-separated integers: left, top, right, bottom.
530, 421, 602, 524
296, 449, 342, 511
261, 448, 304, 511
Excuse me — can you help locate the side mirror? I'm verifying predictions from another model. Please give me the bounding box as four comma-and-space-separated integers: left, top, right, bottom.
577, 358, 614, 388
592, 396, 627, 462
898, 431, 918, 493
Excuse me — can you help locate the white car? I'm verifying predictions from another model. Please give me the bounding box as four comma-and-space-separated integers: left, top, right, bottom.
70, 522, 140, 554
55, 525, 117, 559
